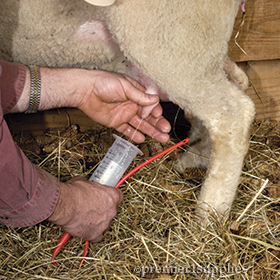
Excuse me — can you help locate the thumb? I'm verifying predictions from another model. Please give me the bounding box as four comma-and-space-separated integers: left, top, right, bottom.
123, 76, 160, 106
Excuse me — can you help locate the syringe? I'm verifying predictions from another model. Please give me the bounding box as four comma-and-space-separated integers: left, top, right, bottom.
89, 134, 143, 187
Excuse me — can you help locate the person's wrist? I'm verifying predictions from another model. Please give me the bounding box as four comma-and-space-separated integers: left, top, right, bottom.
47, 182, 75, 226
67, 68, 97, 109
25, 65, 41, 114
38, 67, 91, 110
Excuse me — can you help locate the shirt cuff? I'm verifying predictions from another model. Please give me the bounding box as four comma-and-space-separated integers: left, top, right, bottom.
0, 167, 60, 227
0, 60, 26, 114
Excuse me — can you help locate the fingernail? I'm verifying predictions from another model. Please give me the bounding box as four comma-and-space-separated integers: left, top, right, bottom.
147, 93, 159, 100
161, 128, 170, 133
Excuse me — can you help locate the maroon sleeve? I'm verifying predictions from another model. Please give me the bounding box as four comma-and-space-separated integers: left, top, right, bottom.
0, 60, 26, 114
0, 60, 60, 227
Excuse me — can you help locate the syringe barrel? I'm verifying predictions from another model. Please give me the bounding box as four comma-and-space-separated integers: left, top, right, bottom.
89, 134, 143, 187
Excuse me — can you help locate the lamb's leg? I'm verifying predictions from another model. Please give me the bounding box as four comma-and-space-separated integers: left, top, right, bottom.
224, 56, 249, 91
175, 56, 249, 173
178, 80, 255, 219
174, 117, 211, 172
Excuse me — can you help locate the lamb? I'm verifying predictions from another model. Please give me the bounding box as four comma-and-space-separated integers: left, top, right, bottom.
0, 0, 255, 221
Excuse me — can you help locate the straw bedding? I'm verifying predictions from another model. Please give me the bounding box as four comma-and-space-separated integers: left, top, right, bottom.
1, 119, 280, 279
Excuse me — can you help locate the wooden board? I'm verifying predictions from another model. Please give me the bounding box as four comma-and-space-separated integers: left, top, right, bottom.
5, 108, 99, 132
241, 60, 280, 120
229, 0, 280, 62
6, 59, 280, 132
5, 103, 189, 135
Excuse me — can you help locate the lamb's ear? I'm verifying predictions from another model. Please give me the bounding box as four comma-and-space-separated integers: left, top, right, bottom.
84, 0, 115, 7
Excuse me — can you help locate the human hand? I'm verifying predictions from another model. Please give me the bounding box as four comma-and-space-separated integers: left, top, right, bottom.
12, 66, 170, 143
48, 176, 123, 243
76, 70, 171, 143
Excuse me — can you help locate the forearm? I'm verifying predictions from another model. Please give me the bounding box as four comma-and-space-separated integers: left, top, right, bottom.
7, 62, 170, 143
0, 105, 60, 227
9, 66, 90, 113
0, 61, 62, 227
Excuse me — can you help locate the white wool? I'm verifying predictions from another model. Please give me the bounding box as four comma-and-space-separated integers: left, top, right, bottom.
0, 0, 255, 220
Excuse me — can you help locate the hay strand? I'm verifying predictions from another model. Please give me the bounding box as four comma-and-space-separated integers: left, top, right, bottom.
236, 178, 269, 223
1, 121, 280, 279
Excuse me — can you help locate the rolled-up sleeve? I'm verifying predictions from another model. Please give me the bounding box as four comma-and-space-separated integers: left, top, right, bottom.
0, 60, 60, 227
